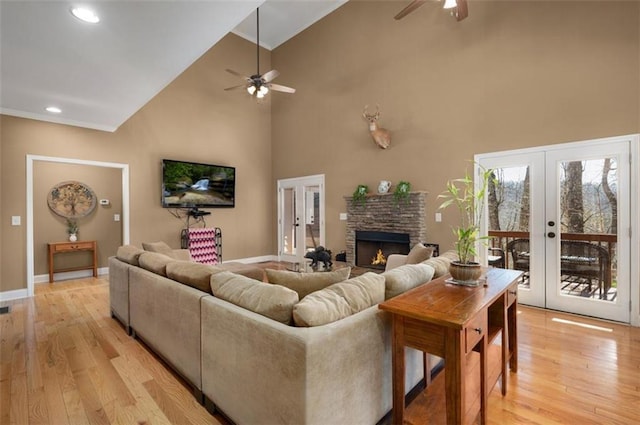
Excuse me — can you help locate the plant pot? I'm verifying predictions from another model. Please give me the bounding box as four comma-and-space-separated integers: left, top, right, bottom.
69, 233, 77, 242
449, 261, 482, 286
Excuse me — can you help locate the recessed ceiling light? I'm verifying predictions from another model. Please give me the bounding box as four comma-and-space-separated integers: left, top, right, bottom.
45, 106, 62, 114
70, 7, 100, 24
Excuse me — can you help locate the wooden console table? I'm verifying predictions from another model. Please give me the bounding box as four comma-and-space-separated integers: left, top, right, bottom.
379, 267, 521, 425
48, 240, 97, 283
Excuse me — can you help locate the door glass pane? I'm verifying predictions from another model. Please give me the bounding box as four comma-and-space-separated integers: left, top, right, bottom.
281, 188, 296, 256
304, 185, 320, 252
558, 159, 616, 302
487, 166, 531, 290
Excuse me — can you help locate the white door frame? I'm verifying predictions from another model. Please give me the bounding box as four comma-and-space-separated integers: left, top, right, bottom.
26, 154, 130, 297
277, 174, 325, 264
476, 134, 639, 325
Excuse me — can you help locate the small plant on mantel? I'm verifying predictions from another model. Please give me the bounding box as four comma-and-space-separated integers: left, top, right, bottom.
352, 184, 369, 206
393, 181, 411, 206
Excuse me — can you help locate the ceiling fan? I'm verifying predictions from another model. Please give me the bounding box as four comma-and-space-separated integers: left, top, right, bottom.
224, 8, 296, 99
394, 0, 468, 22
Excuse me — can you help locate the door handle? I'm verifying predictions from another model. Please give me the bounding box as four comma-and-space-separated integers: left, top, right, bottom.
547, 232, 556, 238
548, 221, 555, 227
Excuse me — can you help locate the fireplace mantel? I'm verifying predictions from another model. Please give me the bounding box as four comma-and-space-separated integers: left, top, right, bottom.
344, 191, 427, 266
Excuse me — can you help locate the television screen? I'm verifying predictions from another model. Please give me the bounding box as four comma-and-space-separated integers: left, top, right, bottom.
162, 159, 235, 208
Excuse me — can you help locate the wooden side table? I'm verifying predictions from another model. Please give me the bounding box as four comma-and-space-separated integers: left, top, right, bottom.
48, 240, 97, 283
379, 267, 521, 425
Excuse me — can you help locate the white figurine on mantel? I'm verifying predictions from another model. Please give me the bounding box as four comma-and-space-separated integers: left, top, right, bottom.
378, 180, 392, 194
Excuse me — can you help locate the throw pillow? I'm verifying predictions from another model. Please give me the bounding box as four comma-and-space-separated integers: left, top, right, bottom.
265, 267, 351, 299
210, 271, 299, 325
138, 252, 175, 276
382, 264, 435, 300
141, 241, 174, 257
292, 272, 385, 327
406, 243, 434, 264
115, 245, 144, 266
166, 261, 223, 293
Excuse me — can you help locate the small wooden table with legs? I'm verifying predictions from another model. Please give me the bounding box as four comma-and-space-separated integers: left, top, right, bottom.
379, 268, 521, 425
48, 240, 97, 283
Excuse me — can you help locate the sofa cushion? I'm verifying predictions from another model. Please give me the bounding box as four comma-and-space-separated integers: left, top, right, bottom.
382, 264, 435, 300
166, 261, 223, 293
292, 272, 385, 327
116, 245, 144, 266
210, 271, 299, 324
423, 250, 458, 278
406, 243, 434, 264
142, 241, 174, 257
138, 252, 175, 276
222, 262, 265, 281
265, 267, 351, 299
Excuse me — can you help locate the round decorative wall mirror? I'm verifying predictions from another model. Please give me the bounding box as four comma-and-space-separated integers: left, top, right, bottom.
47, 181, 97, 218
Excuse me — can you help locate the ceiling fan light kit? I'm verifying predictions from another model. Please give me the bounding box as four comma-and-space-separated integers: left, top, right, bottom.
394, 0, 468, 21
224, 8, 295, 99
443, 0, 457, 10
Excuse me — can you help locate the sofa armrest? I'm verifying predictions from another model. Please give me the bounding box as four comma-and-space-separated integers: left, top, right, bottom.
385, 254, 408, 271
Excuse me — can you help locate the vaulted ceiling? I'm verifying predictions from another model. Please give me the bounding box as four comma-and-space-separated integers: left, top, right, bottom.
0, 0, 347, 132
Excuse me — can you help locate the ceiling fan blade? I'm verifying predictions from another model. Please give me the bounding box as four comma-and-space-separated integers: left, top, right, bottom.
224, 84, 248, 91
262, 69, 280, 83
225, 68, 249, 79
268, 83, 296, 94
394, 0, 427, 20
455, 0, 468, 21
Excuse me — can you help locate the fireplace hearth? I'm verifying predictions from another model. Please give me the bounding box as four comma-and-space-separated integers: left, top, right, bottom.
355, 230, 410, 270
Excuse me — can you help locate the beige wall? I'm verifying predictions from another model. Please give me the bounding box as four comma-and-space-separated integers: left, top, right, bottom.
1, 33, 274, 292
271, 0, 640, 257
2, 1, 639, 294
33, 162, 122, 275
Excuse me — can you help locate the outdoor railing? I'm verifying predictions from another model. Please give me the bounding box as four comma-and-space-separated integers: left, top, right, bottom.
488, 230, 617, 270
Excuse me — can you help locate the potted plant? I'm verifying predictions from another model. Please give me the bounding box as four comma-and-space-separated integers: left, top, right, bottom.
352, 184, 369, 206
438, 164, 494, 285
66, 218, 78, 242
393, 181, 411, 206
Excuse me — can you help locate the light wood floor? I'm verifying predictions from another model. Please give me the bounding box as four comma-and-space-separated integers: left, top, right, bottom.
1, 277, 639, 425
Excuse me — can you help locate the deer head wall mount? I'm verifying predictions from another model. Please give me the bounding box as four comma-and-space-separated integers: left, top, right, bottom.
362, 105, 391, 149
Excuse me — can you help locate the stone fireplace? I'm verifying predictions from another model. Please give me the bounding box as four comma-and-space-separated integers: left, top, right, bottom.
345, 191, 427, 268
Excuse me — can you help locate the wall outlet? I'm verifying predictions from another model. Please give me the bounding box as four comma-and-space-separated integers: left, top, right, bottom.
114, 214, 120, 222
339, 213, 347, 221
435, 212, 442, 222
11, 216, 21, 226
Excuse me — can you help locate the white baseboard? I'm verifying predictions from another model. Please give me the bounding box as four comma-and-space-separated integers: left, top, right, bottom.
222, 255, 278, 264
34, 267, 109, 284
0, 288, 29, 301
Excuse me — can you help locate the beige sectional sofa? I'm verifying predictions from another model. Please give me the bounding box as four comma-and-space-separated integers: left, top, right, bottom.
108, 244, 457, 424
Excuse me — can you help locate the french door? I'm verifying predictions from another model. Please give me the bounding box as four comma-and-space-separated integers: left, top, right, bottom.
277, 175, 325, 264
478, 135, 635, 323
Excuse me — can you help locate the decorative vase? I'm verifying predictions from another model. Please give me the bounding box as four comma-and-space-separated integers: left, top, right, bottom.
377, 180, 392, 194
69, 233, 77, 242
449, 261, 482, 286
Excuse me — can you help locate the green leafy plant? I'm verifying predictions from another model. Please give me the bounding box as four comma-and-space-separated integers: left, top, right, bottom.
393, 181, 411, 206
352, 184, 369, 206
438, 164, 494, 264
66, 218, 78, 235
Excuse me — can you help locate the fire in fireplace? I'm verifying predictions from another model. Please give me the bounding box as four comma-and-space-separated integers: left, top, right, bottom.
371, 249, 387, 266
355, 231, 410, 270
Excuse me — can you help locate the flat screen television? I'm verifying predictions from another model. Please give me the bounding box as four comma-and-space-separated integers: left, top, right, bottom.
162, 159, 235, 208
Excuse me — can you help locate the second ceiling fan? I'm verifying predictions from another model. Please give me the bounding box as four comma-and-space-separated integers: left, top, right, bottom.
224, 8, 296, 99
395, 0, 468, 22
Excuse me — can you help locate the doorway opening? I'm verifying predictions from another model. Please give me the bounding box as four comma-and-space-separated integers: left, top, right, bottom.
26, 155, 130, 297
